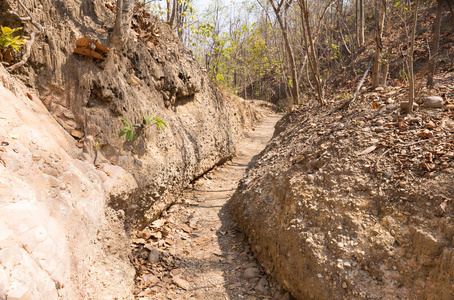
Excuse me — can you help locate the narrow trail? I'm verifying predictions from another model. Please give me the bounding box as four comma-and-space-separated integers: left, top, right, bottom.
133, 114, 286, 300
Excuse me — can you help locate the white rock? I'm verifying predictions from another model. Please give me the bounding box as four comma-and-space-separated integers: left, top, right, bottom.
6, 284, 30, 300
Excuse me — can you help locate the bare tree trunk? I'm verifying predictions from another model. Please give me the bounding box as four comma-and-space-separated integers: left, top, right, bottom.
169, 0, 177, 27
381, 52, 389, 86
427, 0, 443, 87
112, 0, 134, 47
112, 0, 124, 45
299, 0, 324, 105
268, 0, 299, 104
166, 0, 171, 22
356, 0, 360, 46
407, 0, 419, 113
359, 0, 365, 45
372, 0, 386, 88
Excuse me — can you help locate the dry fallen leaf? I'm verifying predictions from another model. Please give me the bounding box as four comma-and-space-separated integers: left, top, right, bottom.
151, 219, 166, 228
143, 274, 160, 284
418, 130, 434, 139
170, 269, 182, 276
358, 145, 377, 156
150, 231, 162, 239
137, 230, 152, 239
180, 224, 192, 234
172, 275, 190, 290
165, 238, 175, 245
131, 238, 147, 245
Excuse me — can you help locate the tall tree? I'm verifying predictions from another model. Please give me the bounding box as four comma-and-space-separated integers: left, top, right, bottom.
371, 0, 386, 88
167, 0, 193, 40
356, 0, 365, 46
268, 0, 300, 104
427, 0, 444, 87
407, 0, 419, 113
298, 0, 324, 105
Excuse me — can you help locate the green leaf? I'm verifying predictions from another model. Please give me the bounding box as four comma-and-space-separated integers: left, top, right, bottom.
120, 116, 131, 127
119, 128, 129, 137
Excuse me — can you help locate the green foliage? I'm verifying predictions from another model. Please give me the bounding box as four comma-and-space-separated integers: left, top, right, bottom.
0, 26, 25, 51
119, 115, 168, 144
331, 44, 340, 60
398, 68, 409, 84
355, 68, 364, 74
119, 117, 137, 143
143, 114, 169, 131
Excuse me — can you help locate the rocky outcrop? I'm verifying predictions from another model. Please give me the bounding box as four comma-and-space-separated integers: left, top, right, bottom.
1, 0, 266, 229
232, 104, 454, 299
0, 66, 135, 299
0, 0, 268, 299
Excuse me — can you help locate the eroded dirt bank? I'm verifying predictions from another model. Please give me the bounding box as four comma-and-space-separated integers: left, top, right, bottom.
232, 86, 454, 299
131, 114, 295, 300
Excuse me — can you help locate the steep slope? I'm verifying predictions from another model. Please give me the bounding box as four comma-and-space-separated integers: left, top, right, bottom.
232, 89, 454, 299
0, 66, 135, 299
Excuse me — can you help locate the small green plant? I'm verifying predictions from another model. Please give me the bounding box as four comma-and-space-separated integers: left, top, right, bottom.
0, 26, 26, 63
143, 114, 168, 131
119, 115, 168, 143
398, 67, 409, 84
355, 68, 364, 74
119, 117, 137, 143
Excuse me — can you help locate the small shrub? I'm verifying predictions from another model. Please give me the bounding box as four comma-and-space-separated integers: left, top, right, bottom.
0, 26, 26, 64
119, 115, 168, 143
143, 114, 168, 131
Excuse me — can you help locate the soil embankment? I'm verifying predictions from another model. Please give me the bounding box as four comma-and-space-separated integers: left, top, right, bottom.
131, 115, 292, 299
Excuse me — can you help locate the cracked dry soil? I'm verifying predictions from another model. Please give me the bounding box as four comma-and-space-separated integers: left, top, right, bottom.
132, 114, 292, 300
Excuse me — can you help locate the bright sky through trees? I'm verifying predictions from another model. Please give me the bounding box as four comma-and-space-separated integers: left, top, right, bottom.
155, 0, 212, 13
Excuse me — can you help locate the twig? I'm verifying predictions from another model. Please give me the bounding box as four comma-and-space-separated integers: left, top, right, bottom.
352, 57, 374, 101
94, 149, 98, 165
338, 56, 374, 110
375, 134, 454, 174
7, 0, 44, 72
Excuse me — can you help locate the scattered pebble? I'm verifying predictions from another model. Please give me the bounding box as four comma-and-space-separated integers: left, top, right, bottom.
255, 277, 269, 294
148, 249, 160, 264
426, 121, 436, 129
244, 267, 261, 279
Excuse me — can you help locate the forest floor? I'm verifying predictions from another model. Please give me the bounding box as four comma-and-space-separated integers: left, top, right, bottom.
131, 114, 292, 300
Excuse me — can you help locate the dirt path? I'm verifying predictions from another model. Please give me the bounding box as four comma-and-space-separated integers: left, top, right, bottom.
132, 114, 289, 300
